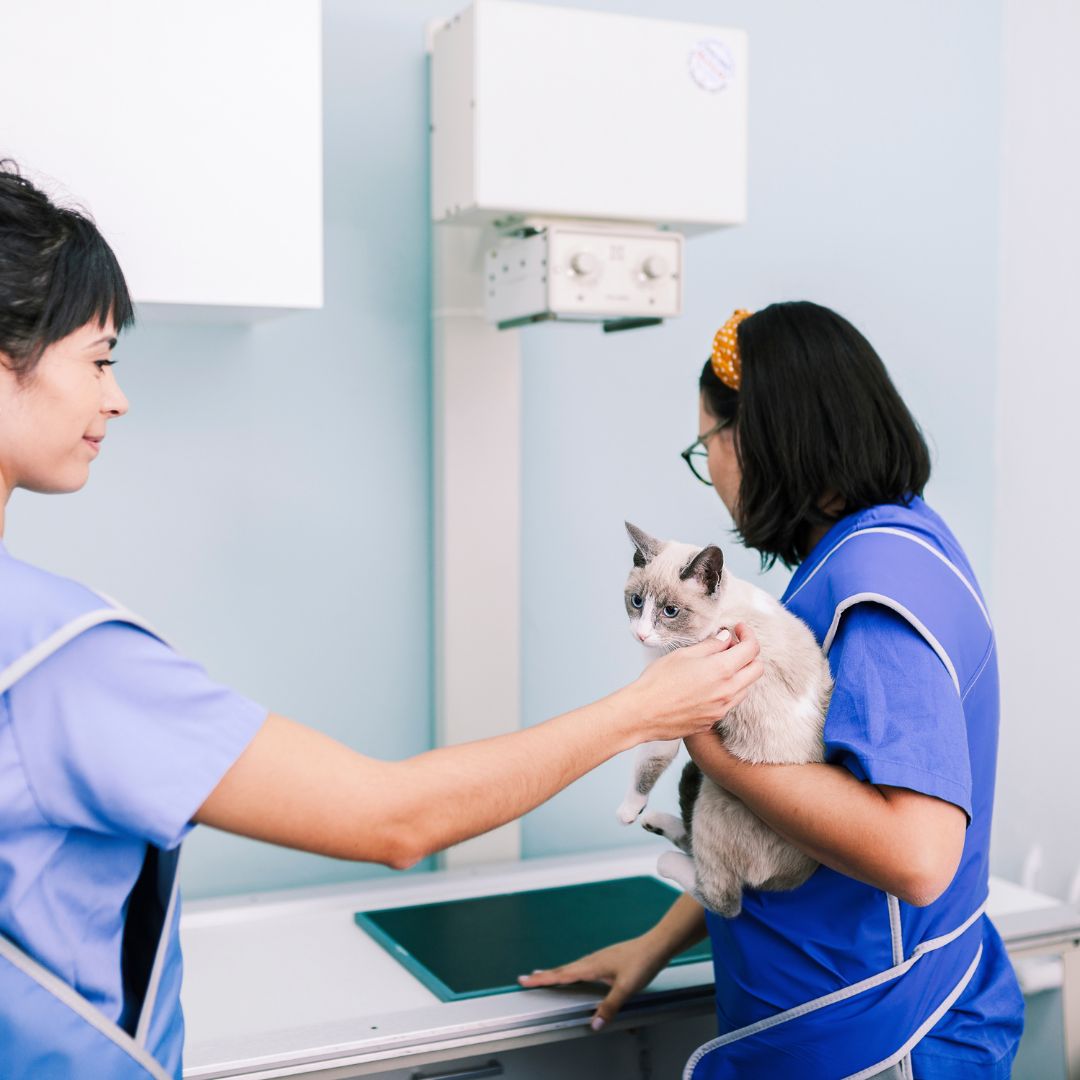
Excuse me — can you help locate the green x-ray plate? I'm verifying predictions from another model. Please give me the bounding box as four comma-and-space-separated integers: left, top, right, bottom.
354, 875, 712, 1002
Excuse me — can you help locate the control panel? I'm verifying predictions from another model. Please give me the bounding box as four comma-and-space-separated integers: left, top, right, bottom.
484, 225, 683, 329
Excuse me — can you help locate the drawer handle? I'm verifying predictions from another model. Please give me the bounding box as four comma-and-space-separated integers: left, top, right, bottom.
411, 1061, 504, 1080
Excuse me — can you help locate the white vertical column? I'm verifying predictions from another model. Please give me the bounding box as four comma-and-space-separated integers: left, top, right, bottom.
432, 223, 523, 868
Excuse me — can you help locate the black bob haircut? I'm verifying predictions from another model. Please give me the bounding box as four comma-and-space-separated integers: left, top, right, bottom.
701, 301, 931, 570
0, 160, 134, 379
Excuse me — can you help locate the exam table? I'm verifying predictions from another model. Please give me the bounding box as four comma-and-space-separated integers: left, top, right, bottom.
180, 850, 1080, 1080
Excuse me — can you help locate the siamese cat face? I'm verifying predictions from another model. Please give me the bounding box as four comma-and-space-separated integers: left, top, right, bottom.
623, 522, 726, 651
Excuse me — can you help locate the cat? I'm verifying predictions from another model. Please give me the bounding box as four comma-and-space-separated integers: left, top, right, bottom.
616, 522, 832, 917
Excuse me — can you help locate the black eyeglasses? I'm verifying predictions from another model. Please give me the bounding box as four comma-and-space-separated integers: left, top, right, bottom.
680, 418, 730, 486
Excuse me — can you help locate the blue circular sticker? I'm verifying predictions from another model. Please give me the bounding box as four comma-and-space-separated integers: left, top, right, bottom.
688, 38, 736, 93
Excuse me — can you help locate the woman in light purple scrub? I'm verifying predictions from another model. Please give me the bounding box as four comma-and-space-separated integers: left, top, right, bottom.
0, 164, 764, 1079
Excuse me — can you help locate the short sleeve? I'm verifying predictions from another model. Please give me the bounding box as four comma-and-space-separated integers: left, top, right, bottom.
825, 603, 972, 820
7, 621, 268, 848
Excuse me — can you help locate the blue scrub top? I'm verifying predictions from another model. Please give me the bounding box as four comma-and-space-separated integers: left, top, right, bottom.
705, 499, 1023, 1077
0, 540, 267, 1031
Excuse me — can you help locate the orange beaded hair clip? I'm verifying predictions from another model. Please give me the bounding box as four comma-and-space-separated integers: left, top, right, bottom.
711, 309, 753, 390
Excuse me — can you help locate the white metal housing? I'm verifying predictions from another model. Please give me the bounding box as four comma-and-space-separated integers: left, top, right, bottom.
430, 1, 748, 232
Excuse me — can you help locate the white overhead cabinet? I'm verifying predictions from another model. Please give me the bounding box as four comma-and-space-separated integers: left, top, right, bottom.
1, 0, 323, 318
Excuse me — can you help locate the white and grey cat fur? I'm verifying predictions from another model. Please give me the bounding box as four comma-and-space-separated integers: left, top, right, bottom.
618, 522, 832, 917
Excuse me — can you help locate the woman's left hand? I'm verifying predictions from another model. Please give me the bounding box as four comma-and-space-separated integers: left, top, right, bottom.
516, 893, 708, 1029
516, 934, 674, 1030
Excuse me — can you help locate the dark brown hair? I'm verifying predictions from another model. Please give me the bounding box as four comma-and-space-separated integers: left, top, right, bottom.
0, 161, 133, 379
700, 301, 931, 569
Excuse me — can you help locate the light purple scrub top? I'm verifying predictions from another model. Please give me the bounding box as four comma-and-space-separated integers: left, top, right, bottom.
0, 540, 267, 1030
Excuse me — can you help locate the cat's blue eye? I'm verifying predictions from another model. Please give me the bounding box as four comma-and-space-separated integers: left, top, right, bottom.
630, 594, 644, 609
662, 605, 680, 618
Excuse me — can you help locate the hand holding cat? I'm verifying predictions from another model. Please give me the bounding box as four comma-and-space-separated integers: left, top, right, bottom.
624, 621, 762, 744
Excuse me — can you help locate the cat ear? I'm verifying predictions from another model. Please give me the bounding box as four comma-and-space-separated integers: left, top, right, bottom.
625, 522, 661, 567
680, 545, 725, 594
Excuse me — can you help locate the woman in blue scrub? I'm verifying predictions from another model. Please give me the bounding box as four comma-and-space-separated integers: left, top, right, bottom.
0, 166, 765, 1080
523, 304, 1025, 1078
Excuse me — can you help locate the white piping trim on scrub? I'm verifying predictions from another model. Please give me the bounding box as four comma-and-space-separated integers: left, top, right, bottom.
841, 943, 983, 1080
681, 903, 986, 1079
786, 527, 992, 633
888, 894, 904, 966
886, 893, 907, 1076
0, 931, 172, 1080
0, 608, 166, 697
89, 589, 169, 644
908, 903, 986, 959
134, 850, 181, 1048
961, 640, 996, 703
858, 528, 992, 629
822, 593, 961, 695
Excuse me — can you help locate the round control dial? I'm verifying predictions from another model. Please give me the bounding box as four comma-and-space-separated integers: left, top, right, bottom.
640, 255, 669, 280
569, 251, 599, 277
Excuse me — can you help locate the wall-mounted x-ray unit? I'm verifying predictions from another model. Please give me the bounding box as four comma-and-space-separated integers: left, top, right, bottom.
430, 0, 748, 329
429, 2, 748, 870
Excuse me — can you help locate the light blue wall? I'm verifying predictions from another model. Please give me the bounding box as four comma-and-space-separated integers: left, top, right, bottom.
518, 0, 1002, 861
5, 0, 452, 898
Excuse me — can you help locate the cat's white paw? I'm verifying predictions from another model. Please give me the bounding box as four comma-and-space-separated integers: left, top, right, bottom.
616, 793, 647, 825
657, 850, 698, 894
641, 810, 686, 845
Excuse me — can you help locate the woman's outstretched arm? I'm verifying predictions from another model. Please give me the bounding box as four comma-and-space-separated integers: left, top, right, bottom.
194, 628, 763, 869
